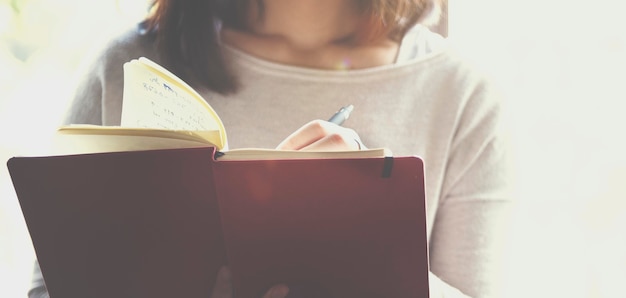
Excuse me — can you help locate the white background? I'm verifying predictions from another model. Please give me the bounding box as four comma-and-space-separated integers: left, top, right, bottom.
449, 0, 626, 297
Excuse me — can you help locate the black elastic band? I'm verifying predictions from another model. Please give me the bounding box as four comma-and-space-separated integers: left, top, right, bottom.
381, 156, 394, 178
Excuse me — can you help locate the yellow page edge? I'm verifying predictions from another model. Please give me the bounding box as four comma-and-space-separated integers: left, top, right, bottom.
58, 125, 220, 146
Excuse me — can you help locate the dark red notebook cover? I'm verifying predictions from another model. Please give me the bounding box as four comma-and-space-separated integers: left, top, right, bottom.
8, 147, 428, 298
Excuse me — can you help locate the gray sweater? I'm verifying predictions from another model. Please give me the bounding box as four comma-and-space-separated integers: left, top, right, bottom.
32, 25, 513, 298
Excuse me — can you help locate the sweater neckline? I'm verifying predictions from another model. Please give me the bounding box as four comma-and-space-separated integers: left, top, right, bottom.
219, 24, 447, 78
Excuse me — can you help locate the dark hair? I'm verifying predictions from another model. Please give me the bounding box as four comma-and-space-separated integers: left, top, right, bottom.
146, 0, 441, 94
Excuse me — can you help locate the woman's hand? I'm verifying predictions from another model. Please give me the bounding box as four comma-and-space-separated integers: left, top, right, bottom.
210, 266, 289, 298
276, 120, 365, 151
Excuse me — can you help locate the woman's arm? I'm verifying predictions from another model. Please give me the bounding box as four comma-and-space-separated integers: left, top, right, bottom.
62, 59, 105, 125
428, 79, 515, 297
28, 261, 48, 298
63, 26, 157, 126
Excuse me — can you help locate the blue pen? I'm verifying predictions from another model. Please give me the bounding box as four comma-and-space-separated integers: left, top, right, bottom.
328, 105, 354, 126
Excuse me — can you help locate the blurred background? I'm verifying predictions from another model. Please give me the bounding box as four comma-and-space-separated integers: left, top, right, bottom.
1, 0, 625, 297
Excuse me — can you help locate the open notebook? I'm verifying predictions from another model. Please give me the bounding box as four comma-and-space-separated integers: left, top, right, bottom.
7, 57, 429, 298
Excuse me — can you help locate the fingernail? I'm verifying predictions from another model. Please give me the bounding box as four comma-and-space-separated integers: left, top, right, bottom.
270, 284, 289, 298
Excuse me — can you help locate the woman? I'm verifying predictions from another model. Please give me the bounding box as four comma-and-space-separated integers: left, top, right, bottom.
30, 0, 513, 297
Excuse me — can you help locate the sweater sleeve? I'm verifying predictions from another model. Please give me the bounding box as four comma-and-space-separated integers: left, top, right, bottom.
62, 27, 156, 126
429, 78, 515, 298
28, 261, 49, 298
62, 59, 105, 125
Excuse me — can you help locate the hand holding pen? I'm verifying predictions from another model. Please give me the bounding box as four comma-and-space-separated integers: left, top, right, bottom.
276, 105, 365, 151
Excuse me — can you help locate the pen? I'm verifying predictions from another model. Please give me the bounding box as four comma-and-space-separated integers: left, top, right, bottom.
328, 105, 354, 126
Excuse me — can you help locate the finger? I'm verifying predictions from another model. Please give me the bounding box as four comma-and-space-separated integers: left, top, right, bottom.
300, 133, 361, 151
210, 266, 233, 298
276, 120, 335, 150
262, 284, 290, 298
277, 120, 362, 150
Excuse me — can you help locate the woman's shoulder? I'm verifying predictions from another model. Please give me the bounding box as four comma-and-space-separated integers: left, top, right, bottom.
84, 22, 161, 76
396, 24, 447, 63
68, 22, 161, 125
109, 24, 159, 62
400, 26, 498, 93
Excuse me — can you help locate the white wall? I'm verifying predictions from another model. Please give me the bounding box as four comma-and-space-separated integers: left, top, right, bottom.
449, 0, 626, 297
